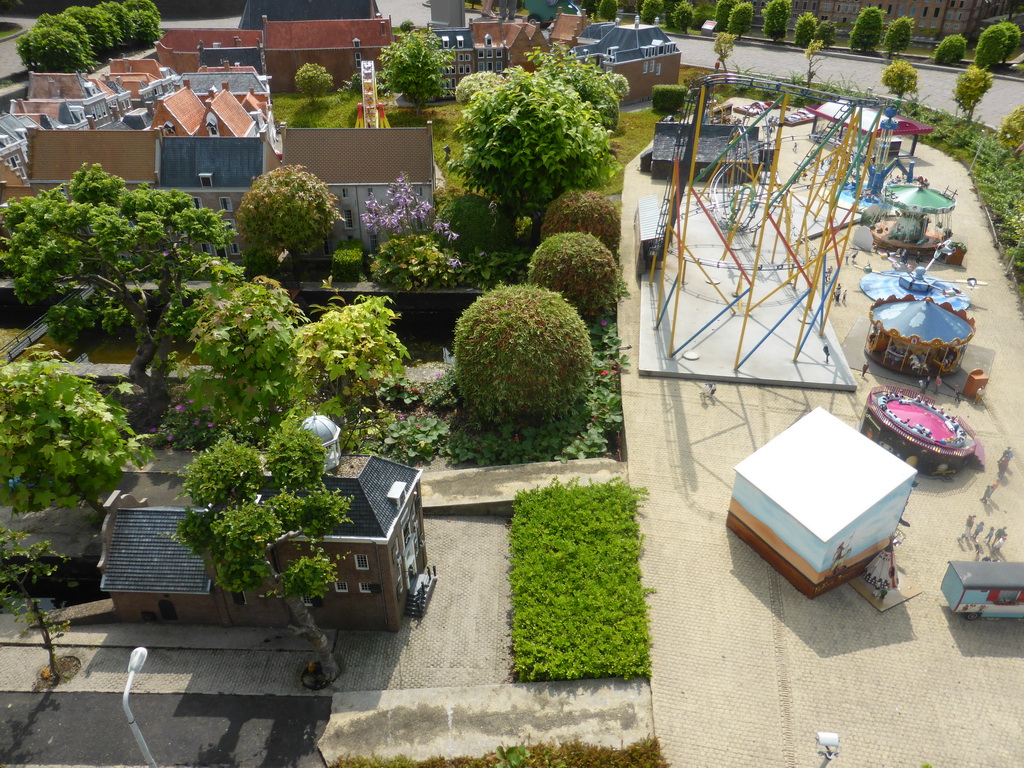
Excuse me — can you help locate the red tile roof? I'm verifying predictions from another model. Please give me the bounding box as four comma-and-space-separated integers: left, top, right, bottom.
264, 18, 392, 49
203, 88, 256, 137
153, 87, 207, 135
157, 28, 264, 52
109, 58, 164, 78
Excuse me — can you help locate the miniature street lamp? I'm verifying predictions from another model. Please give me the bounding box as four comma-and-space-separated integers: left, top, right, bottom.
816, 731, 840, 766
122, 647, 158, 768
301, 413, 342, 470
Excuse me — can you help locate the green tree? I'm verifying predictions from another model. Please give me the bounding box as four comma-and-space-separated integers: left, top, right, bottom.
849, 7, 885, 52
16, 21, 96, 73
728, 2, 753, 37
453, 68, 613, 229
453, 285, 592, 424
379, 29, 453, 115
692, 1, 716, 28
992, 21, 1021, 63
998, 105, 1024, 148
640, 0, 664, 22
122, 0, 162, 45
881, 58, 918, 98
0, 356, 152, 516
455, 71, 502, 104
715, 0, 737, 29
882, 16, 913, 57
974, 24, 1008, 69
63, 6, 120, 54
528, 232, 624, 317
295, 63, 334, 101
814, 19, 836, 48
0, 529, 70, 682
954, 65, 993, 122
670, 1, 694, 31
804, 39, 825, 87
188, 276, 305, 436
933, 33, 967, 64
1, 165, 233, 414
237, 165, 339, 259
294, 295, 409, 434
179, 430, 352, 682
762, 0, 791, 42
0, 0, 21, 14
599, 0, 618, 19
794, 11, 817, 47
97, 1, 131, 45
531, 46, 623, 130
714, 31, 736, 70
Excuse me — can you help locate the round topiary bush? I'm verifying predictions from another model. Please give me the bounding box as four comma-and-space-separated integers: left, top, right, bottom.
437, 192, 516, 257
454, 285, 592, 425
528, 232, 623, 317
540, 190, 620, 254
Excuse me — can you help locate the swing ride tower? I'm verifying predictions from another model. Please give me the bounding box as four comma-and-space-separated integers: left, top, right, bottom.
640, 74, 894, 391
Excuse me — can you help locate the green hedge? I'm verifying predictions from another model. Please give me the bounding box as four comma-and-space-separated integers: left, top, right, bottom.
509, 478, 651, 682
651, 84, 687, 113
331, 239, 364, 282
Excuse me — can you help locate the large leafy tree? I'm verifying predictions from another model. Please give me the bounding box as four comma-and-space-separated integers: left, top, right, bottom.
954, 65, 993, 122
794, 11, 817, 47
63, 6, 121, 54
529, 46, 624, 130
15, 19, 96, 73
728, 2, 753, 37
0, 356, 152, 516
814, 19, 837, 48
379, 29, 453, 115
714, 0, 737, 29
849, 7, 885, 52
762, 0, 791, 43
640, 0, 664, 24
2, 164, 233, 416
881, 58, 918, 98
0, 529, 70, 682
236, 165, 339, 260
670, 1, 694, 32
188, 275, 306, 437
974, 23, 1010, 69
179, 430, 352, 682
882, 16, 914, 57
453, 68, 612, 231
122, 0, 162, 45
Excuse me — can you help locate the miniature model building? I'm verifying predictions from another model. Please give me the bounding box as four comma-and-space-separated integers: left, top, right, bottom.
728, 408, 917, 598
861, 386, 981, 475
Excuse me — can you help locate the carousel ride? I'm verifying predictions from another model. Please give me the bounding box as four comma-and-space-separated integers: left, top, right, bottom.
861, 386, 981, 475
866, 294, 976, 375
645, 74, 891, 383
869, 181, 958, 257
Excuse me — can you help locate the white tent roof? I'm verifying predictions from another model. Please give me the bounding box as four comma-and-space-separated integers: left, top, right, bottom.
733, 408, 916, 541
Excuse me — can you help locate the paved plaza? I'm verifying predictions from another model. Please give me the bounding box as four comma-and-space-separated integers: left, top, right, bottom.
620, 129, 1024, 767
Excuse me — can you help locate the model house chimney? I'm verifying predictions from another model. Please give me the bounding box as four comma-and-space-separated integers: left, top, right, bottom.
233, 36, 242, 46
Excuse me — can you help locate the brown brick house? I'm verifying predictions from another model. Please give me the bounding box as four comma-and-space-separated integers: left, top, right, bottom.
156, 29, 266, 75
572, 19, 680, 103
99, 456, 433, 632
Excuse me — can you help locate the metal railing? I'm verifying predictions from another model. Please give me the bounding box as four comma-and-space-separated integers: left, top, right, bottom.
1, 285, 95, 364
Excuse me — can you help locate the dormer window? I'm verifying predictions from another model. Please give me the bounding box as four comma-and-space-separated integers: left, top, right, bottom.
353, 37, 361, 48
380, 21, 387, 34
456, 34, 464, 46
485, 34, 492, 46
199, 172, 213, 187
205, 114, 218, 135
442, 36, 450, 48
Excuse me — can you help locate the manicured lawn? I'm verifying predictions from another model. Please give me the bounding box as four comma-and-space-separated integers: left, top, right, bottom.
273, 92, 360, 128
509, 478, 651, 682
606, 109, 663, 196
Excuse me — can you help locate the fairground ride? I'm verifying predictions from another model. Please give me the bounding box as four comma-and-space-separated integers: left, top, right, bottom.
355, 60, 389, 129
649, 74, 895, 376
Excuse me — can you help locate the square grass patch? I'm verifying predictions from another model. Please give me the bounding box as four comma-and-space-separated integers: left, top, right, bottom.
509, 478, 651, 682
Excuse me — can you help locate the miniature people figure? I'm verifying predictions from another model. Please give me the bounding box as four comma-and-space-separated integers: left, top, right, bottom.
823, 344, 830, 363
499, 0, 516, 20
481, 0, 497, 17
958, 514, 976, 545
842, 290, 848, 306
998, 456, 1011, 479
954, 386, 962, 405
861, 362, 870, 379
981, 482, 999, 503
973, 521, 986, 549
1001, 447, 1014, 462
992, 536, 1007, 558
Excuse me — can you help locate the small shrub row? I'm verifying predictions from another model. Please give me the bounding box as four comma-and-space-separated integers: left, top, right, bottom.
329, 738, 668, 768
331, 239, 365, 282
509, 478, 652, 682
651, 84, 688, 113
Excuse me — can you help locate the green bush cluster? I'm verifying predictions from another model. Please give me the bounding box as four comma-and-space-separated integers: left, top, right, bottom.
437, 192, 517, 258
331, 240, 364, 283
528, 232, 624, 318
668, 1, 694, 32
454, 285, 592, 425
933, 33, 967, 64
459, 249, 531, 291
540, 190, 621, 253
651, 84, 688, 113
328, 738, 669, 768
370, 234, 460, 291
509, 478, 651, 682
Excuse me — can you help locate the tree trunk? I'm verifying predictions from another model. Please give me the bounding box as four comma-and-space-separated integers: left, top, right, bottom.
16, 582, 59, 680
129, 338, 170, 424
283, 595, 341, 682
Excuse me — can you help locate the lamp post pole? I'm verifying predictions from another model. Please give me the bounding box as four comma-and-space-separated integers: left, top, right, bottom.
122, 647, 158, 768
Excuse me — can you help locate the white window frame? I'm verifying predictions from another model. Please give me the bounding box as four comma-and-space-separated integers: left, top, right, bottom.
199, 173, 213, 187
192, 196, 203, 208
334, 581, 349, 593
358, 582, 373, 594
229, 243, 240, 255
301, 595, 314, 607
219, 196, 232, 211
343, 209, 354, 229
355, 553, 370, 570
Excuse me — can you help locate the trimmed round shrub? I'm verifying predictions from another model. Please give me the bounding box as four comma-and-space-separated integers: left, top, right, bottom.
455, 71, 502, 105
540, 190, 621, 254
454, 285, 592, 425
933, 34, 967, 65
528, 232, 623, 317
438, 192, 516, 257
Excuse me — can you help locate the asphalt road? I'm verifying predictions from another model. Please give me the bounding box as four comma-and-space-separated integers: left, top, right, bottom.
1, 692, 331, 767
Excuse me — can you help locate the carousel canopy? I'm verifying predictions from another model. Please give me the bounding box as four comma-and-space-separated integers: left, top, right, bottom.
883, 183, 956, 215
870, 296, 975, 344
808, 102, 934, 137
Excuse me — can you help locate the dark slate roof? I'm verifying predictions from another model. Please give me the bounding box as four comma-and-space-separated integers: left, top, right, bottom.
178, 72, 269, 95
200, 46, 265, 74
0, 113, 28, 143
573, 22, 677, 63
240, 0, 381, 29
160, 136, 264, 189
261, 456, 419, 539
100, 508, 211, 594
651, 121, 761, 164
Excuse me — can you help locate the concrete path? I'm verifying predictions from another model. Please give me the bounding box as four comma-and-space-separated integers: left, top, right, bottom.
617, 121, 1024, 766
319, 680, 654, 762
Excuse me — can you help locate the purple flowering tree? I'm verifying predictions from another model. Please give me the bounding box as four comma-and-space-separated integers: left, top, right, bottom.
361, 174, 457, 242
